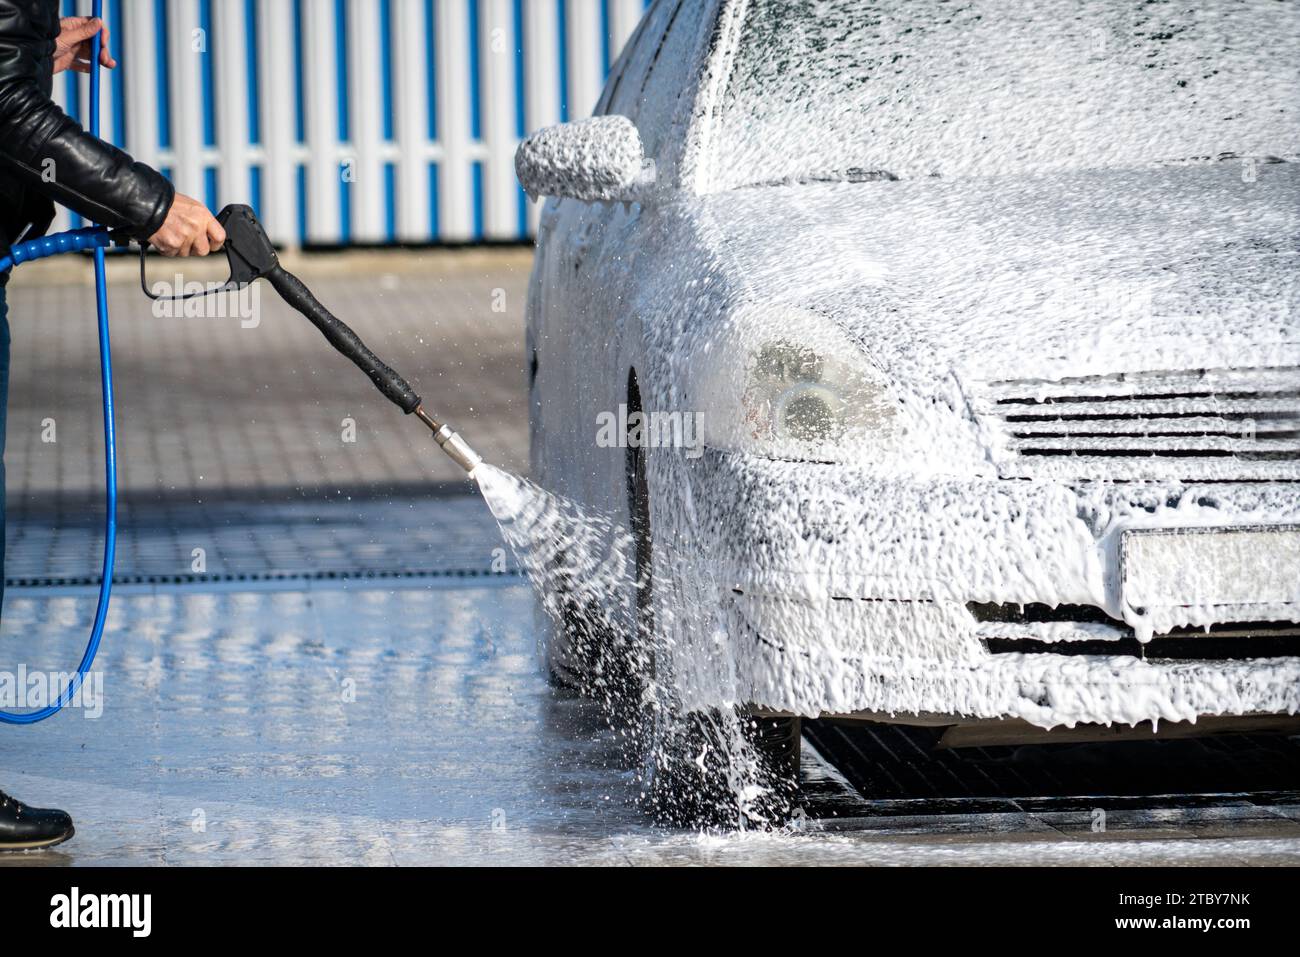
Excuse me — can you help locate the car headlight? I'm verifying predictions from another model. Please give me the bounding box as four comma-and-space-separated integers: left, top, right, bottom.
697, 309, 899, 462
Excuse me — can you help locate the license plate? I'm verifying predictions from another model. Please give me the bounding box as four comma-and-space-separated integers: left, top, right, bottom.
1121, 526, 1300, 612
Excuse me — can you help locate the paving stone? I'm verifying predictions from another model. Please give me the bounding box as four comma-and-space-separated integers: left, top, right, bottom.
3, 249, 531, 511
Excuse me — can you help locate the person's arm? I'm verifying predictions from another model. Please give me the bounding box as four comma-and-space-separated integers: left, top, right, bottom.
0, 15, 223, 256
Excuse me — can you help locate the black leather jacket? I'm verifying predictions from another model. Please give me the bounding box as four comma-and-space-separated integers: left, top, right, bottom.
0, 0, 172, 278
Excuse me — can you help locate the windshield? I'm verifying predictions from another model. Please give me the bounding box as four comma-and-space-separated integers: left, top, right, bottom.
705, 0, 1300, 191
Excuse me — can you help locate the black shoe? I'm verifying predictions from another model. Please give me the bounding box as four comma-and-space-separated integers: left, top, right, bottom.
0, 790, 75, 852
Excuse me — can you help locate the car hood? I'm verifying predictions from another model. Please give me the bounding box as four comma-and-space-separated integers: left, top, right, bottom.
687, 163, 1300, 389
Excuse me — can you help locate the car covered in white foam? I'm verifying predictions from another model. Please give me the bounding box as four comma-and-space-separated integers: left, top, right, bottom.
516, 0, 1300, 772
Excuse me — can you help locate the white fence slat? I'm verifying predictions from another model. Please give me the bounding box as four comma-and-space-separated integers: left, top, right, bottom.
124, 0, 161, 172
565, 0, 603, 120
348, 0, 387, 241
304, 2, 342, 242
523, 0, 560, 132
392, 0, 432, 241
435, 0, 473, 240
213, 0, 252, 209
480, 0, 518, 239
522, 0, 561, 234
257, 0, 298, 247
167, 0, 205, 199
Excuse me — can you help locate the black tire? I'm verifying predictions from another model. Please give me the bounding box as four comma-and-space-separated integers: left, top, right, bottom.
625, 374, 801, 827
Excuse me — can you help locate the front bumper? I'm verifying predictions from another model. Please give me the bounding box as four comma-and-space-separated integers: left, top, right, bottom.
689, 450, 1300, 728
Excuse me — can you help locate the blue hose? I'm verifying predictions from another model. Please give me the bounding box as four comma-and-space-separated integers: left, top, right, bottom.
0, 227, 112, 272
0, 0, 116, 724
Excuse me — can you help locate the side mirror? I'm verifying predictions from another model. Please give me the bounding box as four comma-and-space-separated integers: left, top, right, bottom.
515, 115, 654, 203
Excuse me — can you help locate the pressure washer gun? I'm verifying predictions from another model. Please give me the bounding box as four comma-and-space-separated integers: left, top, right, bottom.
170, 205, 483, 474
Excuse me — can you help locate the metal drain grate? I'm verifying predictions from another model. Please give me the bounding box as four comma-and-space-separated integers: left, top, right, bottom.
3, 493, 518, 588
804, 719, 1300, 803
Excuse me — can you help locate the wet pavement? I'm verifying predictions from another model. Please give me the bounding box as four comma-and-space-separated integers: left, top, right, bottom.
2, 249, 532, 515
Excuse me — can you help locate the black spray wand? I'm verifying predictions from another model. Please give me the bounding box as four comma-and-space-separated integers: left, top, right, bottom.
143, 204, 482, 474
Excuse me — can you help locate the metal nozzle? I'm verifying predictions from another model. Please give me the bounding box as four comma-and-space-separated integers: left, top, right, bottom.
414, 406, 482, 474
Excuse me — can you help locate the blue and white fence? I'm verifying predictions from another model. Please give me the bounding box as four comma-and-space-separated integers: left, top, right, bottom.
51, 0, 652, 245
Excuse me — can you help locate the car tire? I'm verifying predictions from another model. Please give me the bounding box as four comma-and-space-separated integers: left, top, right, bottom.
625, 374, 801, 826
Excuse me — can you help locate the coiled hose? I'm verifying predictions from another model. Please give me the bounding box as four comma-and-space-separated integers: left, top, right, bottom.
0, 0, 116, 724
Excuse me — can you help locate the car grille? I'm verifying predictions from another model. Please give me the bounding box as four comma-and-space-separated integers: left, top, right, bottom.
970, 602, 1300, 660
973, 367, 1300, 481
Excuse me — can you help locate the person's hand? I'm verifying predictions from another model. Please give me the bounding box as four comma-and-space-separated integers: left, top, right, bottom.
53, 17, 116, 74
149, 194, 226, 257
